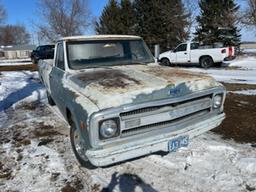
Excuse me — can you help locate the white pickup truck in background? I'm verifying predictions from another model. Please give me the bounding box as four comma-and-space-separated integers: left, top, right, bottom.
159, 42, 235, 68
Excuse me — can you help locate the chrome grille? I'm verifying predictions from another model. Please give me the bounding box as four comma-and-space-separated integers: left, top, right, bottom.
120, 95, 212, 137
121, 109, 210, 137
120, 95, 212, 120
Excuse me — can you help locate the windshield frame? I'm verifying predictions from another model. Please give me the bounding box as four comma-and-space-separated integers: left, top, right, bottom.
66, 39, 155, 70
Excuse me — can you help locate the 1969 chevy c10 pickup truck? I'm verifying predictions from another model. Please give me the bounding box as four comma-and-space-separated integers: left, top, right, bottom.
38, 35, 226, 168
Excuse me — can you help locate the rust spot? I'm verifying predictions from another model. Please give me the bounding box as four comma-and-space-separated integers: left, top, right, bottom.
77, 69, 141, 89
80, 121, 86, 129
143, 66, 209, 83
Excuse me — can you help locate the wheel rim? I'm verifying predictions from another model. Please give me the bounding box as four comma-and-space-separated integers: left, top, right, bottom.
73, 128, 88, 161
202, 58, 211, 68
162, 59, 169, 66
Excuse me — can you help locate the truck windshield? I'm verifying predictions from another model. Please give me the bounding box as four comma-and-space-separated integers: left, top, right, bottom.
67, 39, 154, 69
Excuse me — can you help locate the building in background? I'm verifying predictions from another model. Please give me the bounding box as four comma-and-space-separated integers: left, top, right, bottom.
0, 45, 36, 59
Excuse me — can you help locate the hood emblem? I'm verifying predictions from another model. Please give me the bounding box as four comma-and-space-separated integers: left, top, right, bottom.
169, 86, 181, 95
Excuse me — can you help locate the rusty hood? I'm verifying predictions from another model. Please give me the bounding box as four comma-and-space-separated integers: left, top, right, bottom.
65, 64, 221, 110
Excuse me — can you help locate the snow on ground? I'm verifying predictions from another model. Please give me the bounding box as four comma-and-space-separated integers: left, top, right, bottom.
1, 57, 256, 191
182, 56, 256, 84
0, 58, 32, 66
0, 71, 43, 128
230, 89, 256, 95
242, 48, 256, 54
228, 56, 256, 70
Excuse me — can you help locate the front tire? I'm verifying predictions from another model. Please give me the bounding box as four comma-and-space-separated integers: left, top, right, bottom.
200, 56, 213, 68
31, 58, 38, 64
47, 91, 55, 106
161, 58, 171, 66
70, 119, 96, 169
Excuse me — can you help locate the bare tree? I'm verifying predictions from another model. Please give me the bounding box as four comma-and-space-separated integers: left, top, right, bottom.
241, 0, 256, 27
0, 24, 30, 45
36, 0, 91, 42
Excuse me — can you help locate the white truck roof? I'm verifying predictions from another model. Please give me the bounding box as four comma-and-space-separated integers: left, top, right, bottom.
60, 35, 142, 41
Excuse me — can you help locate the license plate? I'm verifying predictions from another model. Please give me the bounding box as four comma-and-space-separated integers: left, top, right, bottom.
168, 135, 189, 152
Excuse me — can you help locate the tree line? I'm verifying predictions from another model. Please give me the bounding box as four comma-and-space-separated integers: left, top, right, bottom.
95, 0, 243, 50
0, 0, 256, 48
95, 0, 189, 52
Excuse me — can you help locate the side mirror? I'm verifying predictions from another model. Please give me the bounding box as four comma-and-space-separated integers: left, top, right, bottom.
173, 49, 176, 53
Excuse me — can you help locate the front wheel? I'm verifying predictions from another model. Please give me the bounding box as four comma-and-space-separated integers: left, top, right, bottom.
46, 91, 55, 106
161, 58, 171, 66
70, 119, 96, 169
31, 58, 38, 64
200, 57, 213, 68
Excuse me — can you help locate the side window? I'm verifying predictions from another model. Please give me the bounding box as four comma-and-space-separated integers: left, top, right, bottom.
55, 43, 65, 70
191, 43, 199, 50
190, 43, 199, 50
175, 44, 187, 52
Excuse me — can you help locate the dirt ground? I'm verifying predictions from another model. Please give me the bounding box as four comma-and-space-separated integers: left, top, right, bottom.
0, 64, 37, 71
213, 93, 256, 143
212, 83, 256, 144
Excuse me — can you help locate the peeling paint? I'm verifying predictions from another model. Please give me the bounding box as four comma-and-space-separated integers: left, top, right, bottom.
76, 69, 141, 89
65, 64, 221, 109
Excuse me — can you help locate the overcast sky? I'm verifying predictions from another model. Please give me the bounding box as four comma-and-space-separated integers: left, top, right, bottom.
2, 0, 256, 43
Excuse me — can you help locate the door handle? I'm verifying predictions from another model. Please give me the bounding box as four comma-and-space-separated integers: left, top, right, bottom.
184, 52, 187, 55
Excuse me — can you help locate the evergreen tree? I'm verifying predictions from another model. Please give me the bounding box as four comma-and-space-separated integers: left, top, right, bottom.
95, 0, 122, 34
134, 0, 189, 51
194, 0, 241, 46
160, 0, 190, 50
119, 0, 136, 35
95, 0, 136, 34
96, 0, 189, 51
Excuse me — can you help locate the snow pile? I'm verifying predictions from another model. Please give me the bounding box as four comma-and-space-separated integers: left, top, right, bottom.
0, 71, 43, 111
0, 72, 28, 101
228, 56, 256, 70
183, 56, 256, 84
185, 67, 256, 84
231, 89, 256, 95
0, 58, 32, 66
242, 48, 256, 54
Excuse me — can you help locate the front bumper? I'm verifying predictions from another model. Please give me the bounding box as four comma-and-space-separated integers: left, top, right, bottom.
86, 113, 225, 167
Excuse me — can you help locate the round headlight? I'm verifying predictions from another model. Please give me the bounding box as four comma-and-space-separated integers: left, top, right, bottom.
99, 119, 118, 139
213, 95, 222, 109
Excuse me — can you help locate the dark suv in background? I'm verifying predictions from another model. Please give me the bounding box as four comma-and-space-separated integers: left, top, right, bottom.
30, 44, 55, 64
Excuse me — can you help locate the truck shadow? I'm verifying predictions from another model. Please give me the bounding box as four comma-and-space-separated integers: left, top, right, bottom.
101, 172, 158, 192
0, 72, 43, 112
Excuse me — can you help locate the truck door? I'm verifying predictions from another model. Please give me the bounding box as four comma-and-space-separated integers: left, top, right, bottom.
174, 43, 188, 63
49, 42, 66, 112
189, 43, 200, 63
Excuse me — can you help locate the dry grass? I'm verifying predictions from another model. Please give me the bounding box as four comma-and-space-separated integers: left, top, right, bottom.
0, 64, 37, 71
